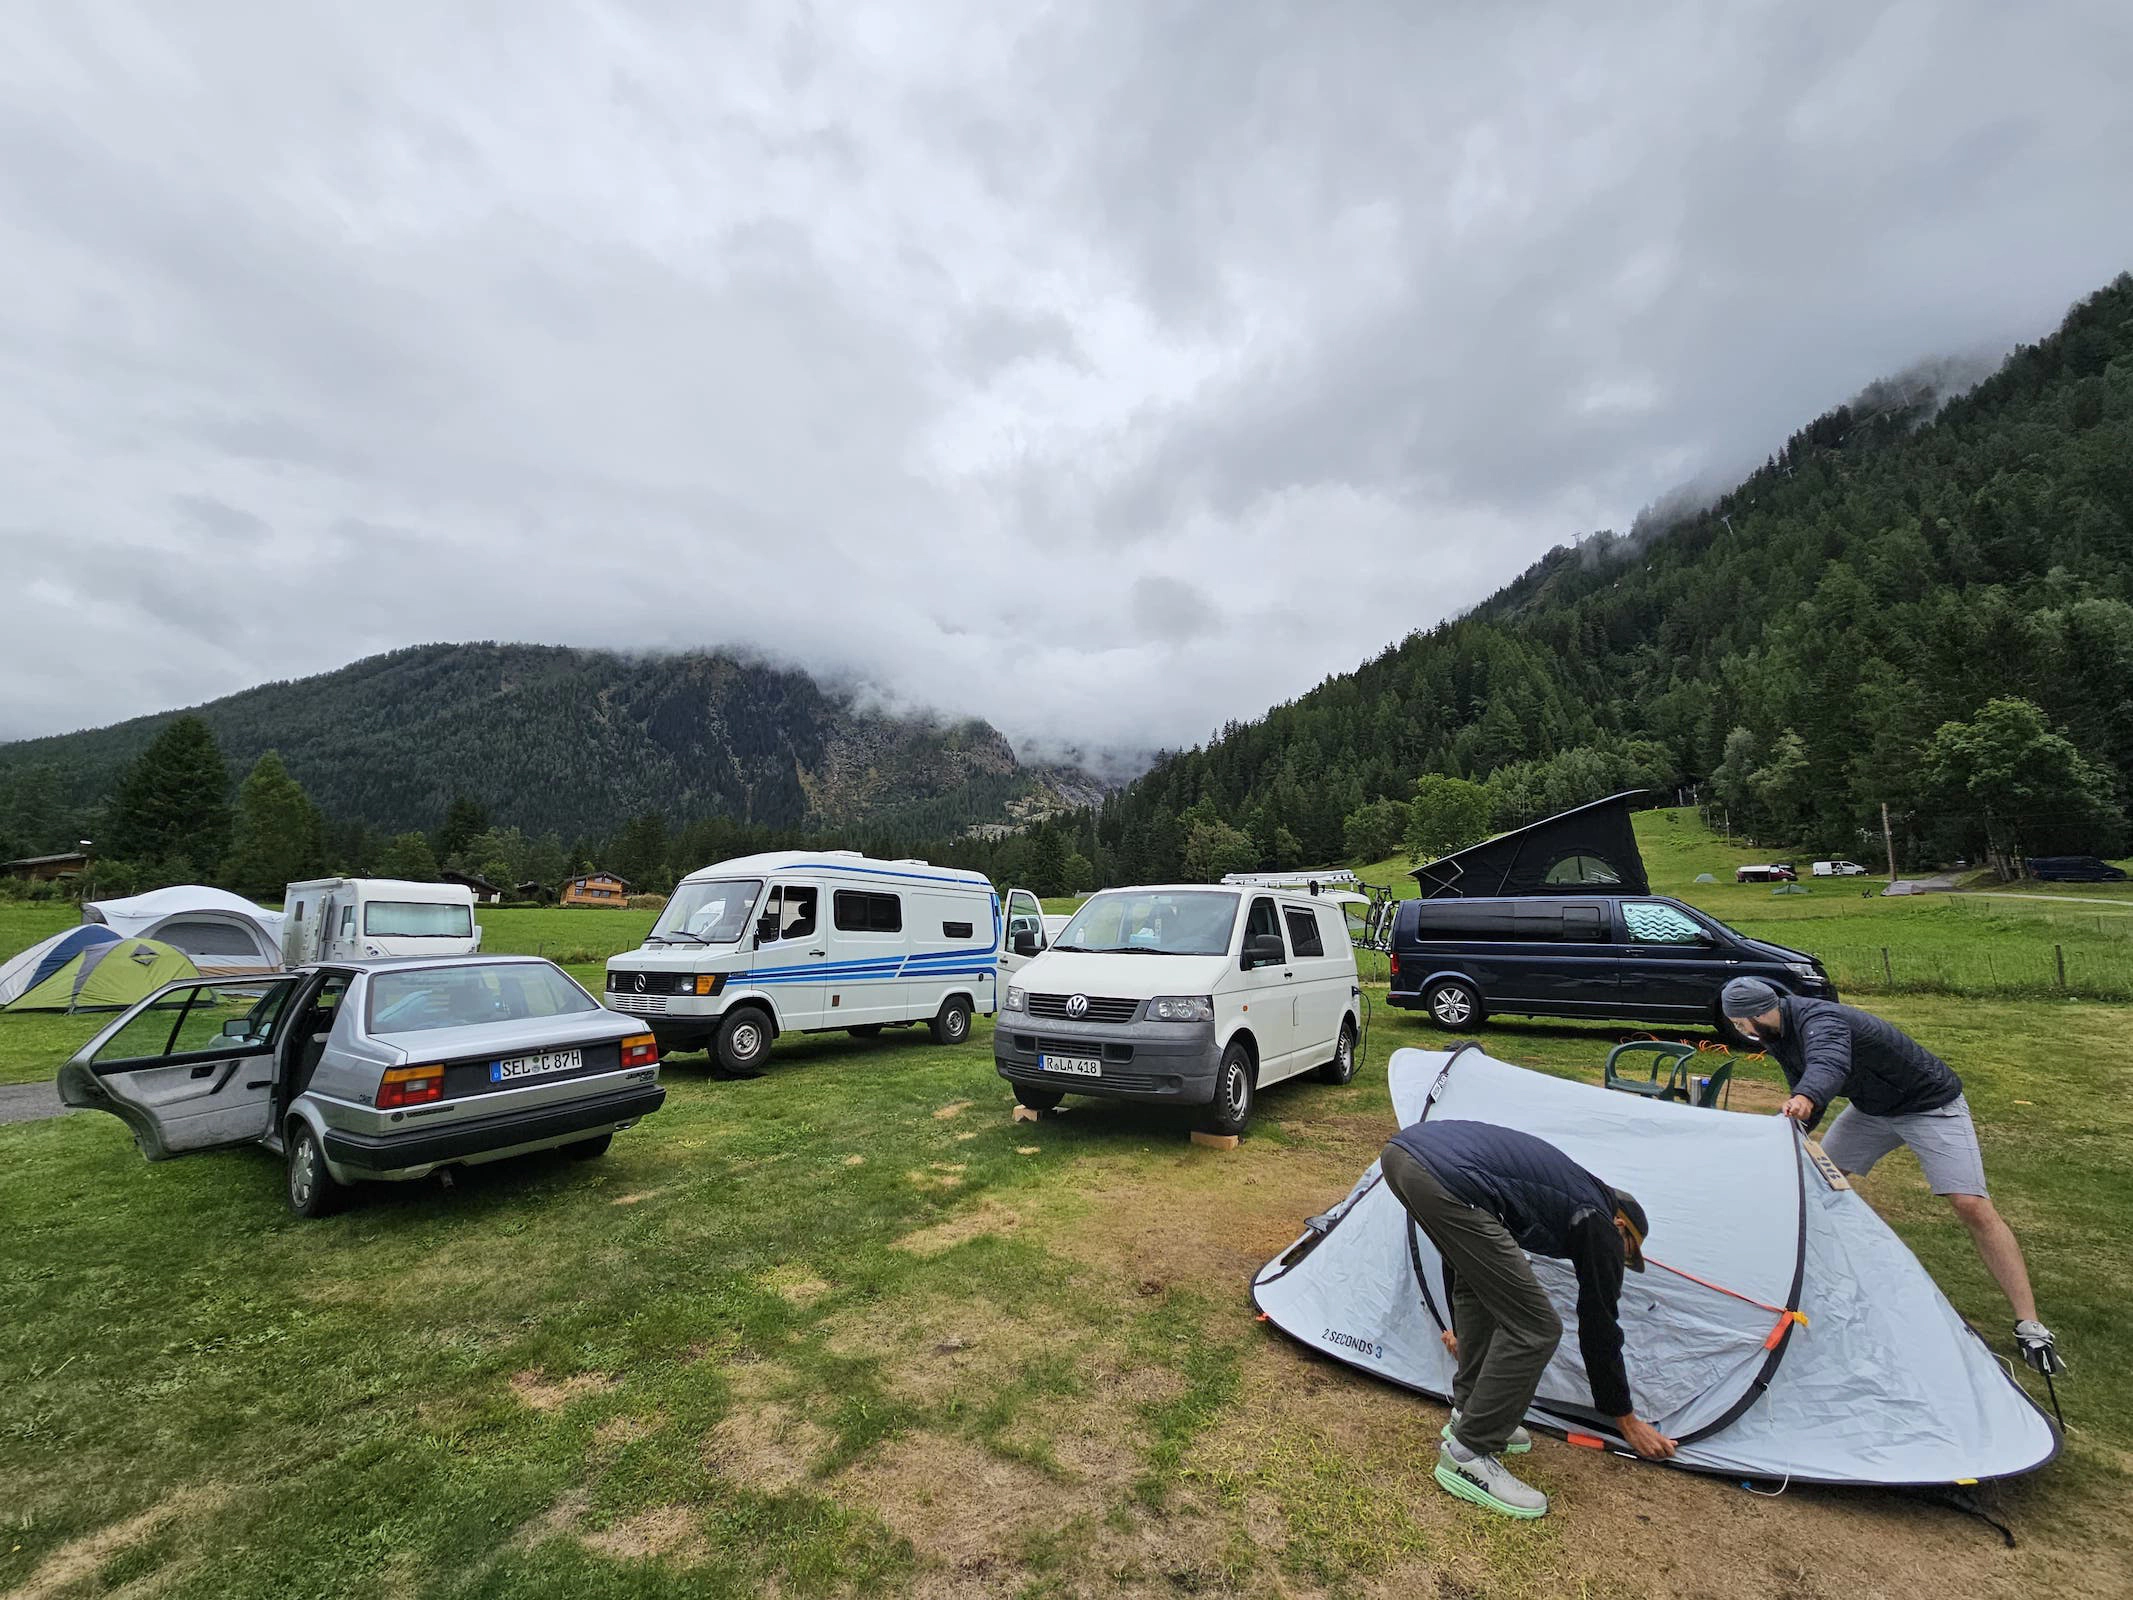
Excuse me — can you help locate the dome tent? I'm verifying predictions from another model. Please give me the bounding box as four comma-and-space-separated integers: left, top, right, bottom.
0, 925, 122, 1008
1253, 1045, 2058, 1488
6, 937, 200, 1012
81, 886, 284, 976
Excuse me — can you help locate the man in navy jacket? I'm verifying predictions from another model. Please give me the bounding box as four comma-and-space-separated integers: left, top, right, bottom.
1721, 977, 2062, 1376
1381, 1118, 1677, 1519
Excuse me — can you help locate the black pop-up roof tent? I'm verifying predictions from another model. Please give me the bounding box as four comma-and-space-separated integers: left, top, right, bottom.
1412, 789, 1650, 898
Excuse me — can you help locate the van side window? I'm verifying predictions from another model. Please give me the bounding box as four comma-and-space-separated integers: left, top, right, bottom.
1563, 904, 1608, 942
339, 906, 356, 941
1283, 907, 1325, 957
1623, 902, 1704, 944
833, 890, 903, 934
762, 886, 818, 941
943, 920, 975, 939
1246, 897, 1285, 952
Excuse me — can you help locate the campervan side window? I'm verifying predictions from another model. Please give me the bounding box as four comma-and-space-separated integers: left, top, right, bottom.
364, 901, 475, 938
943, 920, 975, 939
834, 891, 902, 934
1283, 907, 1325, 957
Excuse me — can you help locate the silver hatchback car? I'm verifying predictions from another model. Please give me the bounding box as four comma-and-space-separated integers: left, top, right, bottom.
57, 955, 666, 1217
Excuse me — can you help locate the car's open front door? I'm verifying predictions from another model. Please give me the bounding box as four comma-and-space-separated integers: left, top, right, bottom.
1000, 888, 1047, 977
57, 976, 302, 1159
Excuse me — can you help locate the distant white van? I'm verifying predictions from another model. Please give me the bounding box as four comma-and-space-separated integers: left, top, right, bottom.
280, 879, 483, 965
1812, 860, 1870, 877
604, 851, 1041, 1076
994, 883, 1361, 1136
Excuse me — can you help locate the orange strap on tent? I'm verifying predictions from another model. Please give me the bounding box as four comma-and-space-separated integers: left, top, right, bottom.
1644, 1253, 1809, 1339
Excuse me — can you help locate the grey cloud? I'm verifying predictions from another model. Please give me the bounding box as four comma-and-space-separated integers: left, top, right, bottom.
2, 1, 2131, 757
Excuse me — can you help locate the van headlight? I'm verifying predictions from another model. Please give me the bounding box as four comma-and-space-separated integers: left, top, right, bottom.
1005, 986, 1026, 1012
1150, 995, 1214, 1022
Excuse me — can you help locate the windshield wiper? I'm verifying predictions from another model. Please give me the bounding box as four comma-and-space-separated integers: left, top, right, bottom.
659, 930, 711, 946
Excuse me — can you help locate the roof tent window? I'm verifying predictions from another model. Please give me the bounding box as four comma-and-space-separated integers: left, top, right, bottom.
834, 890, 903, 934
1544, 853, 1624, 886
1623, 901, 1705, 944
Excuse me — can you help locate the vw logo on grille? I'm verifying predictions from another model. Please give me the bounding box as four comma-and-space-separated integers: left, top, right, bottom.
1065, 993, 1089, 1019
634, 972, 648, 993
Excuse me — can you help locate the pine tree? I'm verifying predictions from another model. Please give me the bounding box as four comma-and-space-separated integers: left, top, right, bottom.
105, 716, 231, 868
437, 794, 490, 862
222, 752, 324, 897
376, 831, 440, 881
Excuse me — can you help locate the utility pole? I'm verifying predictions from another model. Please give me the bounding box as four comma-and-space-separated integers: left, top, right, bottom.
1881, 802, 1897, 883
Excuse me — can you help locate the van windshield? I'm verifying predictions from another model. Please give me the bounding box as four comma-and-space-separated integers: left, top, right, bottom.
1056, 890, 1239, 956
364, 901, 474, 938
653, 879, 764, 944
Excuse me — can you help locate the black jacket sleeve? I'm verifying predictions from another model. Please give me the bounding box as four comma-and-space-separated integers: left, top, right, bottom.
1566, 1210, 1633, 1419
1789, 1006, 1853, 1130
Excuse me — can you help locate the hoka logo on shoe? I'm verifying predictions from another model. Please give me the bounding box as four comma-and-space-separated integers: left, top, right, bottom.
1320, 1327, 1385, 1359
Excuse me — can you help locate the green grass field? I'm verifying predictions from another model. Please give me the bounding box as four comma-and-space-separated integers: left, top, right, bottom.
3, 851, 2130, 1596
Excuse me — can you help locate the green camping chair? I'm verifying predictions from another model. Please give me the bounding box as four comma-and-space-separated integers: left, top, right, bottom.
1687, 1060, 1735, 1109
1603, 1040, 1696, 1100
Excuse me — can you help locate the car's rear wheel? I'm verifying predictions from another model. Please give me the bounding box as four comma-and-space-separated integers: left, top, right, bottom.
564, 1133, 613, 1159
285, 1121, 348, 1219
1423, 978, 1483, 1030
929, 998, 973, 1046
715, 1008, 773, 1078
1316, 1019, 1359, 1085
1012, 1082, 1064, 1111
1199, 1040, 1256, 1136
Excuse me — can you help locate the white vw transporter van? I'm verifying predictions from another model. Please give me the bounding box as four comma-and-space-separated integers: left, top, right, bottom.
604, 851, 1043, 1075
994, 884, 1361, 1136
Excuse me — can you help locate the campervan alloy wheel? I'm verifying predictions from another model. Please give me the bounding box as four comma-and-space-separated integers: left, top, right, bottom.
1200, 1040, 1255, 1136
1423, 979, 1482, 1030
715, 1008, 772, 1077
285, 1122, 348, 1219
929, 998, 973, 1046
1316, 1019, 1359, 1085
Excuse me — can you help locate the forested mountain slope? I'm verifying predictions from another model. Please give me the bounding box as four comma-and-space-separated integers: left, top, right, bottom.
1094, 274, 2133, 874
0, 643, 1093, 841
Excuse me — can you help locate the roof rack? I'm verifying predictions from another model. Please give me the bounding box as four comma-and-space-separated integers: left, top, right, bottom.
1218, 869, 1363, 891
1219, 869, 1396, 949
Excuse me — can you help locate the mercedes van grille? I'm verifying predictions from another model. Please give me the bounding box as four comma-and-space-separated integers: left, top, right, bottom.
1027, 994, 1142, 1024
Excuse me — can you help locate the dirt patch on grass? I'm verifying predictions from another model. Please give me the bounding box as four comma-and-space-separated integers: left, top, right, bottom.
758, 1264, 832, 1304
893, 1199, 1021, 1257
933, 1100, 974, 1120
8, 1485, 228, 1600
592, 1414, 659, 1451
843, 1154, 866, 1167
906, 1164, 966, 1191
579, 1505, 705, 1563
610, 1191, 658, 1206
836, 1432, 1071, 1574
508, 1488, 590, 1552
705, 1399, 833, 1494
509, 1369, 617, 1411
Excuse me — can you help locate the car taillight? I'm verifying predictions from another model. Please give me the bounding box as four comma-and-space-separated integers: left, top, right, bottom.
621, 1034, 660, 1068
377, 1064, 444, 1108
1388, 952, 1400, 980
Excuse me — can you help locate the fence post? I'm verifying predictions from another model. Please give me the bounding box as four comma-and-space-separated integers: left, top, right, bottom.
1881, 947, 1892, 987
2055, 944, 2066, 990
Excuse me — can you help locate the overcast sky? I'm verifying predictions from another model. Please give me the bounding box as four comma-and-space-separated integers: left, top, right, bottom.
3, 2, 2131, 758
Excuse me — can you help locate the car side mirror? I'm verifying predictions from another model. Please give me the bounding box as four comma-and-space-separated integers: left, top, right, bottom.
221, 1018, 251, 1038
1011, 932, 1040, 958
1243, 933, 1284, 969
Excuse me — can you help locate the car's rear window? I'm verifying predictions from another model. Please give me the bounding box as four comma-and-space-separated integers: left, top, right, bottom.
367, 963, 598, 1035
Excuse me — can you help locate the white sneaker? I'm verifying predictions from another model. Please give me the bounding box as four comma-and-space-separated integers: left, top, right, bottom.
1444, 1409, 1531, 1455
1435, 1440, 1548, 1519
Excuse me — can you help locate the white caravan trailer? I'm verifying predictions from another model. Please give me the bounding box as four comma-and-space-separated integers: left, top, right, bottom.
280, 879, 483, 965
604, 851, 1041, 1075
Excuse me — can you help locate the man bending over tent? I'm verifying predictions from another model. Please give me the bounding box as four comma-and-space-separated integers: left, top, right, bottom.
1380, 1119, 1677, 1520
1720, 977, 2064, 1377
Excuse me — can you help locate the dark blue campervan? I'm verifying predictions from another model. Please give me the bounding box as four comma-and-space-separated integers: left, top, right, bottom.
1386, 894, 1837, 1039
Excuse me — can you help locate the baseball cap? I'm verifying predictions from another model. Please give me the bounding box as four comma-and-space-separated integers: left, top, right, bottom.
1611, 1188, 1649, 1273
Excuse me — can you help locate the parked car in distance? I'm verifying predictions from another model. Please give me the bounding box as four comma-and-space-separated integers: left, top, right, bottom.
604, 851, 1033, 1074
57, 956, 665, 1217
1386, 894, 1835, 1043
995, 884, 1361, 1136
2025, 855, 2130, 882
1734, 863, 1797, 883
1812, 860, 1870, 877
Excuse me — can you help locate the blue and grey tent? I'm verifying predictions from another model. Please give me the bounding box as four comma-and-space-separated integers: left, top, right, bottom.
1253, 1046, 2059, 1487
0, 924, 122, 1008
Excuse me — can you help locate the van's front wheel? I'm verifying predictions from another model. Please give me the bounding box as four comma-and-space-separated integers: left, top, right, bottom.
1423, 979, 1483, 1030
1199, 1041, 1255, 1137
714, 1008, 773, 1078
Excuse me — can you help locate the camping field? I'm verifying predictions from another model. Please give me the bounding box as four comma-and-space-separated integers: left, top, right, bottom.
2, 885, 2130, 1597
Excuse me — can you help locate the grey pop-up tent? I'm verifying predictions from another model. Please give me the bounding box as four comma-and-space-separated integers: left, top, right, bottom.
1411, 790, 1650, 898
1253, 1046, 2058, 1486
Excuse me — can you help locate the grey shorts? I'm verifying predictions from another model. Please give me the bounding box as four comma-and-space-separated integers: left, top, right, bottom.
1820, 1095, 1988, 1197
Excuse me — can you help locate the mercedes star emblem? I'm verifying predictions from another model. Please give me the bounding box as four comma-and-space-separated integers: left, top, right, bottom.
634, 972, 648, 993
1066, 993, 1089, 1019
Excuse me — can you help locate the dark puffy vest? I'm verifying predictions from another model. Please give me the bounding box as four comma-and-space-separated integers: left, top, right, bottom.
1388, 1118, 1619, 1259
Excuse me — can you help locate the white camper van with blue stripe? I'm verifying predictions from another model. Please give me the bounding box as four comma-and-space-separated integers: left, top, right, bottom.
602, 851, 1045, 1075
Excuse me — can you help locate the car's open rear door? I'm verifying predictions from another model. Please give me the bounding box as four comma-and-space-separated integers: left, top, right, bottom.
57, 976, 302, 1159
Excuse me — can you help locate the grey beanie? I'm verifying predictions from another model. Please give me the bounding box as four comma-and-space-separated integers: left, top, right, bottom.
1720, 977, 1781, 1018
